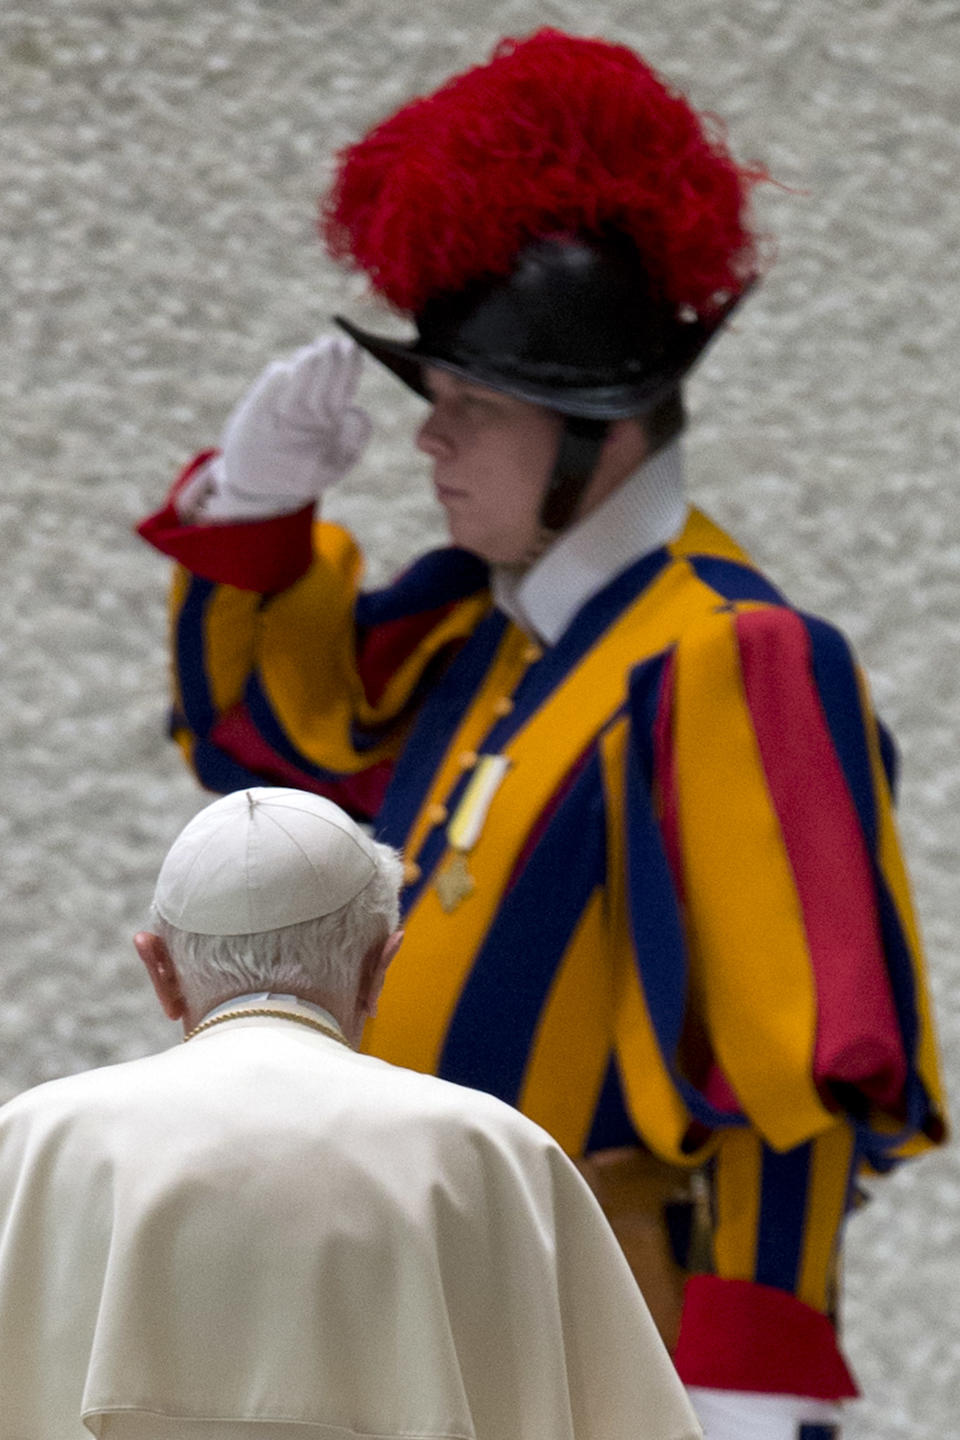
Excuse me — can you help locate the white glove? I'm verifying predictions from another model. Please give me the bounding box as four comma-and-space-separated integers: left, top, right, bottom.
177, 336, 372, 522
687, 1386, 842, 1439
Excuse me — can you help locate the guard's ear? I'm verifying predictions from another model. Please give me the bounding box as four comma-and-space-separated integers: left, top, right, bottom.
134, 931, 188, 1022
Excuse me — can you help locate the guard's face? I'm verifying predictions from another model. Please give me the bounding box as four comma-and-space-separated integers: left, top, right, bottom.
416, 368, 562, 564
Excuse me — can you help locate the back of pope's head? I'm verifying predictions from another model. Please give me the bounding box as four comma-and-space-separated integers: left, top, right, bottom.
148, 786, 403, 1025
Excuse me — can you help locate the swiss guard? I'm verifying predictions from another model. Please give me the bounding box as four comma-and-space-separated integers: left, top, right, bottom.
140, 30, 946, 1440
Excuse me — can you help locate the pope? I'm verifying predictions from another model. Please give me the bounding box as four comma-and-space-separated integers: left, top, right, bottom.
0, 786, 700, 1440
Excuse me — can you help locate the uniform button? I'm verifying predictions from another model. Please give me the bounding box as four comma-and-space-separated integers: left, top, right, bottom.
427, 803, 449, 826
522, 643, 543, 664
402, 859, 422, 885
458, 750, 478, 770
492, 696, 514, 717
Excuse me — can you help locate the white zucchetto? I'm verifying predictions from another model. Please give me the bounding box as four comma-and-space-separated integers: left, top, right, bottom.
153, 787, 378, 935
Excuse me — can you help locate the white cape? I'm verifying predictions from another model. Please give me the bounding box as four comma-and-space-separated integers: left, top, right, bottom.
0, 1015, 700, 1440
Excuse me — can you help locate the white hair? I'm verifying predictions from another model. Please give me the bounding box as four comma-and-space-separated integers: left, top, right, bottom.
151, 838, 403, 1018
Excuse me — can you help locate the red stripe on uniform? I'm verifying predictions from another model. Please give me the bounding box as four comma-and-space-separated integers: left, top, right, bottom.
736, 609, 906, 1108
211, 704, 392, 818
652, 655, 684, 900
357, 605, 465, 705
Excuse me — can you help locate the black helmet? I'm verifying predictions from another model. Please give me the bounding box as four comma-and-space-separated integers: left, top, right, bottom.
336, 235, 741, 529
336, 234, 738, 420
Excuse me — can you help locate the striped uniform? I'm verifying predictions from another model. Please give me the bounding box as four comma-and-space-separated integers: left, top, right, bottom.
141, 473, 945, 1399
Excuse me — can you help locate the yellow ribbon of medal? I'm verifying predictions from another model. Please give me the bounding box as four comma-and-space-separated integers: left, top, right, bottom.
434, 754, 512, 912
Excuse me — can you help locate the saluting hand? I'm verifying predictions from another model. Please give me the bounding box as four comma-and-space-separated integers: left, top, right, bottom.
177, 336, 372, 522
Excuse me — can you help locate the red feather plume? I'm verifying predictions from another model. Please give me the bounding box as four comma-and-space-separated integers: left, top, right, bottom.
322, 29, 770, 317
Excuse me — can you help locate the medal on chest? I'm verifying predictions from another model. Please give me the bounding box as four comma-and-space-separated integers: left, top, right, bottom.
433, 753, 512, 913
434, 852, 477, 912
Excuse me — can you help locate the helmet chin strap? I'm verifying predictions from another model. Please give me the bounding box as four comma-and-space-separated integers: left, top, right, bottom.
539, 390, 687, 533
539, 417, 610, 532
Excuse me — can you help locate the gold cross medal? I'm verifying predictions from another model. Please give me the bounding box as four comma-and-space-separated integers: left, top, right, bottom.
435, 754, 511, 913
435, 852, 476, 913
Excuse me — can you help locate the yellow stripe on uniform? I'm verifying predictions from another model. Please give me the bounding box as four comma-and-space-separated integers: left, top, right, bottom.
255, 524, 398, 774
712, 1128, 764, 1281
672, 609, 836, 1151
669, 508, 753, 565
796, 1122, 856, 1313
518, 887, 613, 1156
171, 565, 262, 720
202, 586, 263, 715
172, 728, 197, 771
169, 565, 191, 722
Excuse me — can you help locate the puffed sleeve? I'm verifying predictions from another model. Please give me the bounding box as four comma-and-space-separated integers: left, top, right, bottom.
138, 455, 491, 815
616, 601, 945, 1166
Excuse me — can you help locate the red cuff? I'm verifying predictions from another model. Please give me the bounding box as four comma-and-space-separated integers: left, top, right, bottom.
673, 1276, 859, 1400
136, 451, 315, 593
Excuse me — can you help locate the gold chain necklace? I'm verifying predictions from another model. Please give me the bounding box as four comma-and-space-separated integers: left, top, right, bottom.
183, 1006, 351, 1048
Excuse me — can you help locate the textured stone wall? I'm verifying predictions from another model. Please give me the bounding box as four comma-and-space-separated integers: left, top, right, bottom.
2, 2, 957, 1432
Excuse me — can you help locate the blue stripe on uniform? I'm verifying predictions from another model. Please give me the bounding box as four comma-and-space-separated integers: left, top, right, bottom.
857, 877, 930, 1161
625, 657, 721, 1129
192, 740, 273, 795
355, 547, 489, 631
585, 1058, 641, 1153
802, 616, 877, 850
878, 719, 899, 797
376, 609, 509, 854
803, 615, 932, 1153
686, 555, 787, 605
176, 577, 218, 737
436, 749, 607, 1106
755, 1141, 811, 1293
